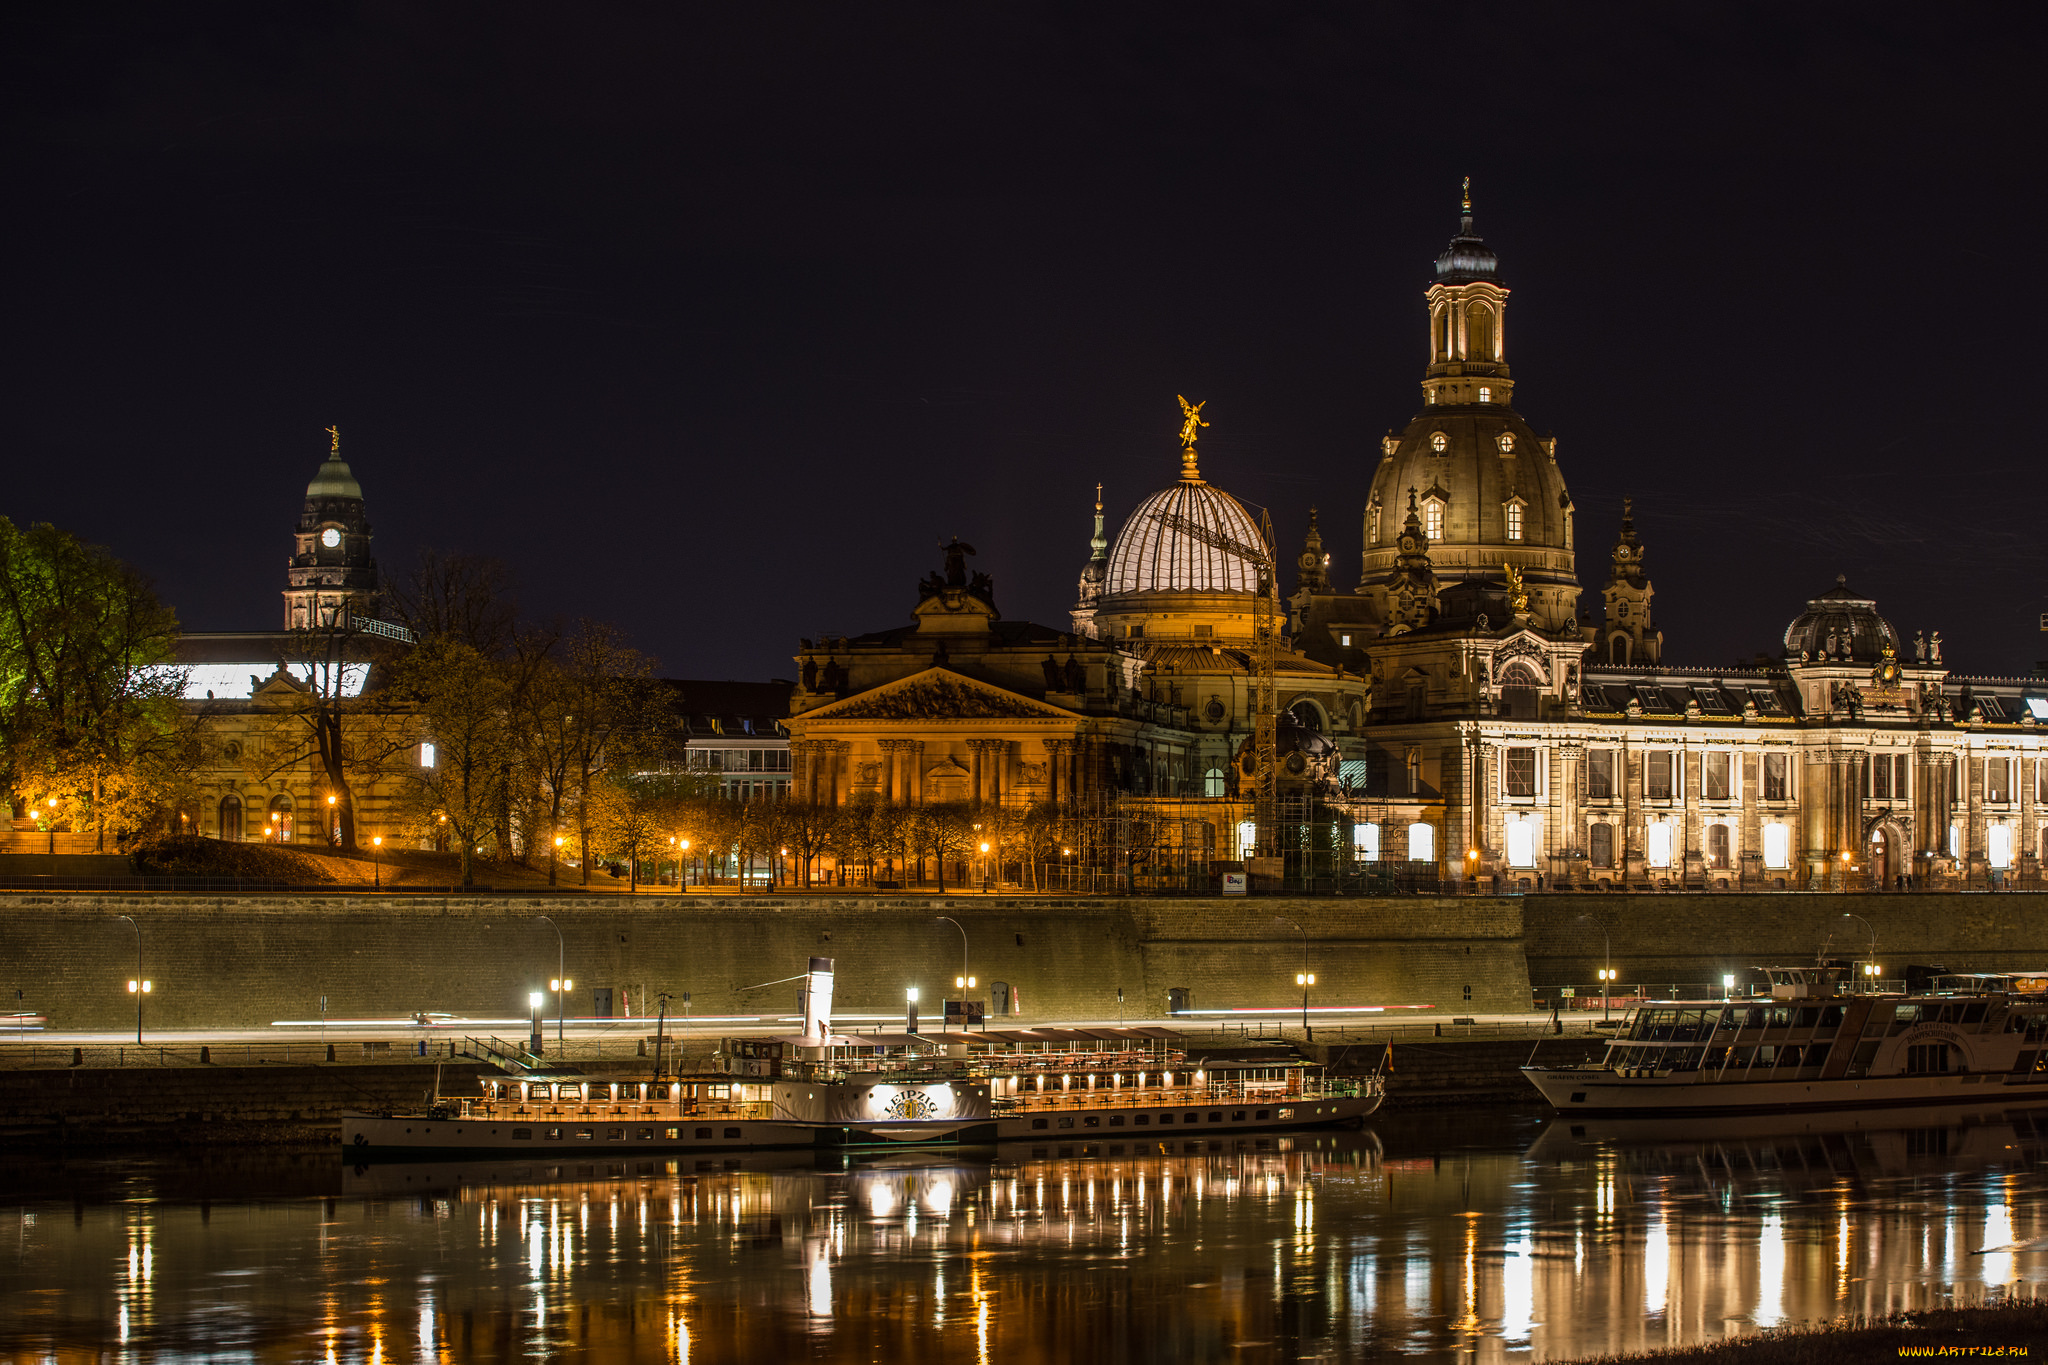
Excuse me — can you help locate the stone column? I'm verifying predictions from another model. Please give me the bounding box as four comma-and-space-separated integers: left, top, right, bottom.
910, 742, 926, 804
1043, 739, 1064, 806
989, 741, 1006, 807
969, 742, 985, 807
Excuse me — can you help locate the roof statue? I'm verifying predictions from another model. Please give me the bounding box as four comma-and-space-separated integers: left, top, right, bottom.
1176, 395, 1208, 481
1461, 174, 1471, 213
1504, 562, 1529, 618
940, 536, 976, 586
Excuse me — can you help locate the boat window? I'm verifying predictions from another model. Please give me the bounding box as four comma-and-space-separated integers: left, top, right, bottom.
1905, 1043, 1951, 1074
1742, 1008, 1768, 1029
1794, 1008, 1820, 1029
1805, 1043, 1831, 1069
1962, 1003, 1989, 1026
1777, 1045, 1804, 1068
512, 1128, 533, 1140
1769, 1007, 1793, 1028
1755, 1045, 1777, 1066
1819, 1006, 1845, 1027
1704, 1047, 1729, 1069
1730, 1046, 1755, 1068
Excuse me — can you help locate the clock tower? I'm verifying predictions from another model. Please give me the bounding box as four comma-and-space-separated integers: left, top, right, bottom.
284, 426, 381, 631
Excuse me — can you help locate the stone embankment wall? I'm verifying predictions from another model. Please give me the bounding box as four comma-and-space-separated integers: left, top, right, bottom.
0, 894, 1529, 1031
1523, 892, 2048, 992
0, 1061, 491, 1146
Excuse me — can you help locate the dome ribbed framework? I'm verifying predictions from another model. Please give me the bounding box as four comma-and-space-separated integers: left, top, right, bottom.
1103, 481, 1265, 596
1783, 577, 1900, 662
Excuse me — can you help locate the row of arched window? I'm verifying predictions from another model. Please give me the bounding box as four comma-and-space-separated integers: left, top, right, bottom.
218, 793, 296, 842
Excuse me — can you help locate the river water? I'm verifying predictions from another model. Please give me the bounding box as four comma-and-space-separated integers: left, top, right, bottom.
7, 1104, 2048, 1362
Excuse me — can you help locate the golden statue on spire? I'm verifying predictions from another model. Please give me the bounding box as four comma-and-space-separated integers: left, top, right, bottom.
1176, 395, 1209, 481
325, 425, 340, 457
1461, 175, 1471, 213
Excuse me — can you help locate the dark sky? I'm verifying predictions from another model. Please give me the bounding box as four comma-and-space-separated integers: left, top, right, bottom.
4, 5, 2045, 679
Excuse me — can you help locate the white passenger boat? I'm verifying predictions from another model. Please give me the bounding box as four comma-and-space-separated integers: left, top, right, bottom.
343, 958, 1379, 1157
1523, 964, 2048, 1117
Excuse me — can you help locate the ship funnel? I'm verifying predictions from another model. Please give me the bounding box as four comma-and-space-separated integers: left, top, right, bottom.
802, 956, 836, 1041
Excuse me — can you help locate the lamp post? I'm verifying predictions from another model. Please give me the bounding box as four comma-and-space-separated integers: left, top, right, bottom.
327, 793, 339, 846
937, 915, 976, 1029
116, 914, 147, 1044
371, 835, 383, 890
45, 796, 58, 854
905, 986, 920, 1036
528, 991, 544, 1055
1577, 913, 1613, 1023
979, 841, 991, 892
536, 915, 569, 1048
1274, 915, 1311, 1039
1843, 911, 1877, 986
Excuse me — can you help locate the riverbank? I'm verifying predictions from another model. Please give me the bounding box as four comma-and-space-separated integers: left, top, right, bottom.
1559, 1299, 2048, 1364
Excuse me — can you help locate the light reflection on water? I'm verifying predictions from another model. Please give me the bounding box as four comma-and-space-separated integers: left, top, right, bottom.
5, 1105, 2048, 1361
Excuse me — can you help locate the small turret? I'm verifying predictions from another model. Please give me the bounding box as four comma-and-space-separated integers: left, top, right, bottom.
1295, 506, 1330, 594
1600, 497, 1660, 665
1070, 483, 1111, 638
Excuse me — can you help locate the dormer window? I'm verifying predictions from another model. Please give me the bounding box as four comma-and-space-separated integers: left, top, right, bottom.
1503, 497, 1526, 541
1368, 503, 1381, 541
1478, 386, 1492, 403
1429, 431, 1448, 452
1423, 501, 1444, 540
1496, 432, 1514, 455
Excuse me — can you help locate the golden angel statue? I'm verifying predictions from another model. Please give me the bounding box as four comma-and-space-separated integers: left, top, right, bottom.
1176, 395, 1209, 450
1504, 562, 1529, 616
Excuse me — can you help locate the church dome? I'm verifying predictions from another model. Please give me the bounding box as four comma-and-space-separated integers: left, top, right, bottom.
305, 454, 364, 501
1103, 478, 1265, 596
1782, 576, 1900, 662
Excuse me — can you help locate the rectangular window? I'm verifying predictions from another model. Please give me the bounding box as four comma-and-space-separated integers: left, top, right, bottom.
1506, 818, 1536, 868
1478, 386, 1492, 403
1505, 747, 1536, 797
1590, 822, 1613, 868
1703, 752, 1730, 801
1586, 748, 1614, 799
1873, 754, 1891, 800
1353, 823, 1379, 861
1645, 750, 1673, 800
420, 742, 436, 769
1991, 824, 2014, 869
1407, 822, 1434, 863
1763, 823, 1790, 869
1949, 822, 1962, 858
1707, 824, 1731, 869
1424, 502, 1443, 540
1763, 753, 1788, 802
1989, 758, 2011, 803
1647, 821, 1673, 868
1505, 503, 1523, 541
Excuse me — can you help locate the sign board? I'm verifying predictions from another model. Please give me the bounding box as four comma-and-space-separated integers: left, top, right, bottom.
1558, 988, 1576, 998
1244, 857, 1284, 878
1221, 872, 1248, 896
944, 999, 986, 1025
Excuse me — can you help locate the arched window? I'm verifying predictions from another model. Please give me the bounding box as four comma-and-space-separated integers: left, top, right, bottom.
1406, 821, 1434, 863
1505, 816, 1536, 868
1466, 303, 1494, 359
1423, 501, 1445, 540
1608, 635, 1631, 666
1589, 822, 1613, 868
218, 794, 243, 842
268, 794, 294, 843
1287, 700, 1324, 733
1646, 820, 1673, 868
1707, 824, 1731, 869
1353, 823, 1379, 861
1762, 822, 1790, 870
1204, 767, 1225, 798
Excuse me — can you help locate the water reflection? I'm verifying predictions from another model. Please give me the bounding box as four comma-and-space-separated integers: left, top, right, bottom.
5, 1106, 2048, 1360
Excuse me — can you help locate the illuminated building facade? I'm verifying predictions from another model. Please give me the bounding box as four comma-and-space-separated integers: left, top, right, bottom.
1288, 194, 2048, 889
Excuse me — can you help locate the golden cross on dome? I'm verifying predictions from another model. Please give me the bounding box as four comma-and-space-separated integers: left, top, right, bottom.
1461, 176, 1471, 213
325, 425, 340, 456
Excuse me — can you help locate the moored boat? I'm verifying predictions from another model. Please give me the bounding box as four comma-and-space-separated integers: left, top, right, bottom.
1523, 964, 2048, 1117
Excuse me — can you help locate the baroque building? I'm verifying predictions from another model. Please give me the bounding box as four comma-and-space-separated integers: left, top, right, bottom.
794, 187, 2048, 890
1288, 192, 2048, 891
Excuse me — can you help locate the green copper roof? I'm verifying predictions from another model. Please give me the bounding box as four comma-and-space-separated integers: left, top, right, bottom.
305, 455, 363, 500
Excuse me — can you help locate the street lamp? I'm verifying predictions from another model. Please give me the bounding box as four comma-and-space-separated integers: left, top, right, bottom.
327, 793, 338, 846
937, 915, 975, 1029
1722, 972, 1737, 1002
1577, 913, 1613, 1023
528, 991, 545, 1055
536, 915, 568, 1048
371, 835, 383, 889
45, 796, 58, 854
1273, 915, 1311, 1039
1843, 912, 1877, 986
905, 986, 920, 1035
116, 913, 146, 1044
979, 840, 991, 892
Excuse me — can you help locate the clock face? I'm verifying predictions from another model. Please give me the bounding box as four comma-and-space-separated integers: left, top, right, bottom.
320, 528, 342, 548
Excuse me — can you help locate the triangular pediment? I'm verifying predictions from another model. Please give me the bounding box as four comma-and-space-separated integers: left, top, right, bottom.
799, 668, 1081, 723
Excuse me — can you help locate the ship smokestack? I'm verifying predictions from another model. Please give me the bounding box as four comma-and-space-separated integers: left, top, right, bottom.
802, 957, 835, 1042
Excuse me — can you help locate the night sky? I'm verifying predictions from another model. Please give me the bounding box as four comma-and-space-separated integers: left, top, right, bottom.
4, 6, 2044, 680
